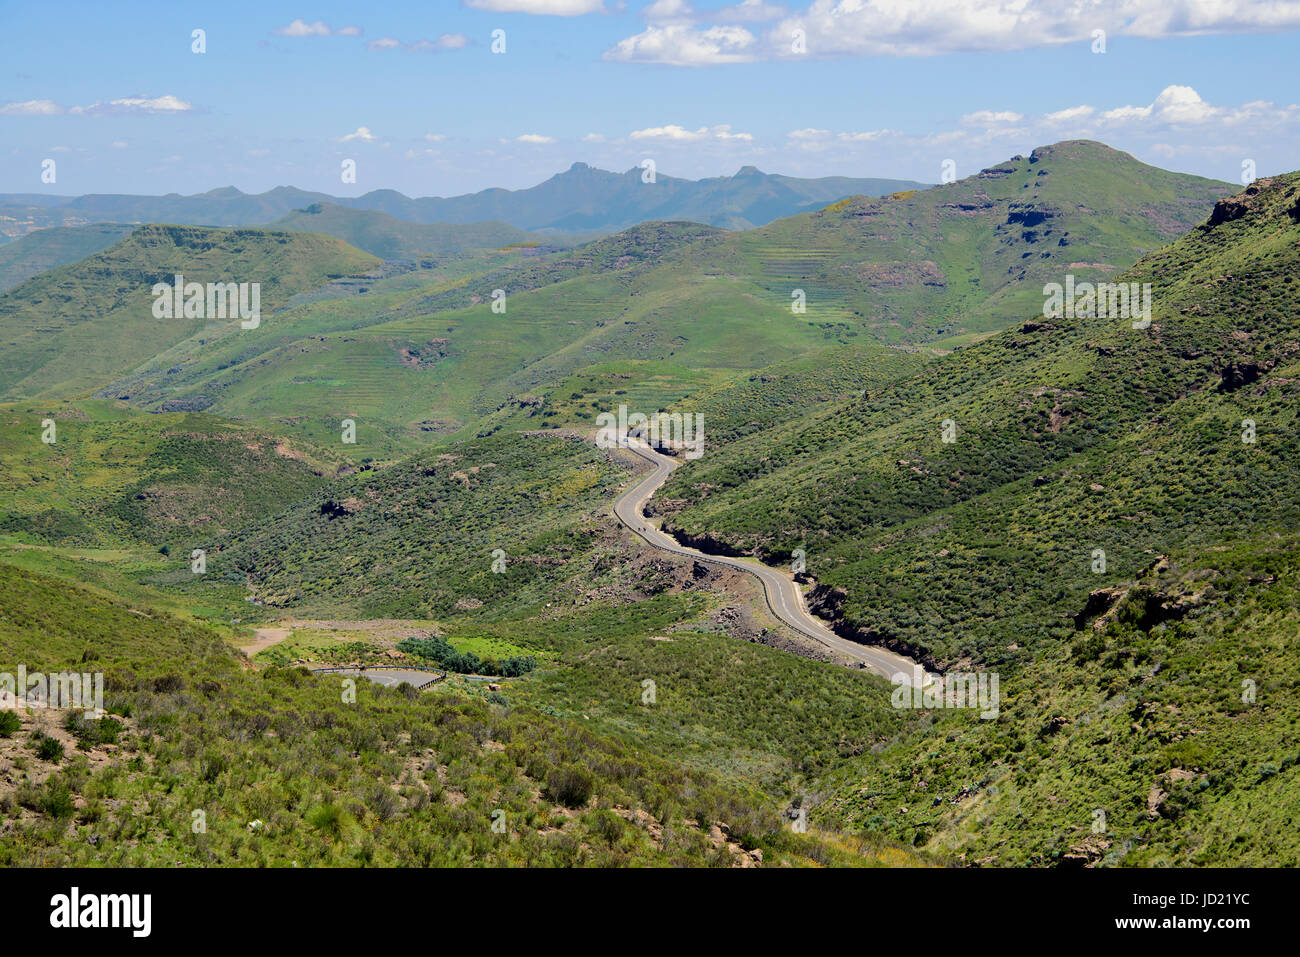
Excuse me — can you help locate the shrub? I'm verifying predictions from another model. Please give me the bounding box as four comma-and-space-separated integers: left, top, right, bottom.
0, 711, 20, 737
545, 764, 596, 808
34, 735, 64, 763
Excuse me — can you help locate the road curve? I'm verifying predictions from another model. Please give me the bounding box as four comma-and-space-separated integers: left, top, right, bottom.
610, 437, 937, 687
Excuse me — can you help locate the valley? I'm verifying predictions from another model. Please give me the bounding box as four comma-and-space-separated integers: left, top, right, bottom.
1, 139, 1296, 872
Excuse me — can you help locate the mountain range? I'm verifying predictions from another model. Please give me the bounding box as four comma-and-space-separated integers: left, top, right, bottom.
0, 163, 928, 240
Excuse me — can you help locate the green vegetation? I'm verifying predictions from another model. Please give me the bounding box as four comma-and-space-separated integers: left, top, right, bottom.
0, 224, 380, 400
0, 144, 1289, 868
0, 563, 918, 866
0, 223, 135, 292
397, 635, 536, 677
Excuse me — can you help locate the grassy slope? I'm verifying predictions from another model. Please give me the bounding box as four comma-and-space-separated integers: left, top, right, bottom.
0, 224, 380, 401
0, 223, 135, 293
0, 399, 343, 548
8, 143, 1224, 461
652, 174, 1300, 862
0, 563, 923, 866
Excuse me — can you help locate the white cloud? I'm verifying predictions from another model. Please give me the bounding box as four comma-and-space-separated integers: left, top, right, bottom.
838, 129, 897, 141
582, 132, 607, 142
3, 95, 194, 116
336, 25, 364, 37
1044, 105, 1096, 124
0, 99, 62, 115
372, 33, 469, 52
70, 95, 194, 116
340, 126, 377, 142
961, 110, 1024, 126
272, 19, 333, 37
629, 123, 752, 141
610, 0, 1300, 64
424, 133, 446, 142
604, 24, 757, 65
465, 0, 605, 14
516, 133, 557, 143
788, 127, 831, 139
1102, 85, 1217, 124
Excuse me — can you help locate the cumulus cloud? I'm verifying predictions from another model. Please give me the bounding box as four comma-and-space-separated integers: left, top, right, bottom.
604, 24, 757, 65
961, 110, 1024, 125
0, 99, 63, 115
340, 126, 377, 142
516, 133, 557, 143
1031, 86, 1297, 132
607, 0, 1300, 64
629, 123, 752, 141
271, 19, 361, 37
4, 94, 196, 116
370, 33, 469, 52
838, 129, 898, 141
465, 0, 605, 14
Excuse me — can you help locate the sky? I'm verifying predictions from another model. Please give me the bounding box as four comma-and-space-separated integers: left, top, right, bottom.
2, 0, 1298, 197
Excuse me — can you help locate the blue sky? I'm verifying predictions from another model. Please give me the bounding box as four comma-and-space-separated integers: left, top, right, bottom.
2, 0, 1298, 196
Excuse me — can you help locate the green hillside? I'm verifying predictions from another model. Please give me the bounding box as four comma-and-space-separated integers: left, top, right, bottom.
0, 400, 342, 547
647, 173, 1300, 862
0, 563, 924, 867
0, 144, 1289, 870
0, 224, 381, 401
45, 143, 1228, 461
0, 223, 134, 292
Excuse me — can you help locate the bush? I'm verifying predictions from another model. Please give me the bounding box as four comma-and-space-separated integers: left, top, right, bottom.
34, 735, 65, 763
0, 711, 20, 737
545, 764, 596, 808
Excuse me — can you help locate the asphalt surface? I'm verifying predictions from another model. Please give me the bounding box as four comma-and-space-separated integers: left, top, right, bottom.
321, 668, 443, 689
610, 437, 937, 687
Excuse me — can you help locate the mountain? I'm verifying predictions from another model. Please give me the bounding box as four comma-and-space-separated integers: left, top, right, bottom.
0, 165, 928, 238
0, 223, 136, 292
649, 172, 1300, 863
53, 142, 1231, 457
0, 224, 380, 400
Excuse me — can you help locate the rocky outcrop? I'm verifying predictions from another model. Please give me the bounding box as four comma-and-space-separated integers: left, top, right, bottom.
804, 583, 940, 670
1203, 178, 1275, 229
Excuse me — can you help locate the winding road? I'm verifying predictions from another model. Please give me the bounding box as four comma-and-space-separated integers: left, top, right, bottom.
610, 437, 937, 688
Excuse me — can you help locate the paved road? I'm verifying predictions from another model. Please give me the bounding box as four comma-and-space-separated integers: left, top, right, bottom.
610, 437, 937, 687
317, 667, 444, 689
